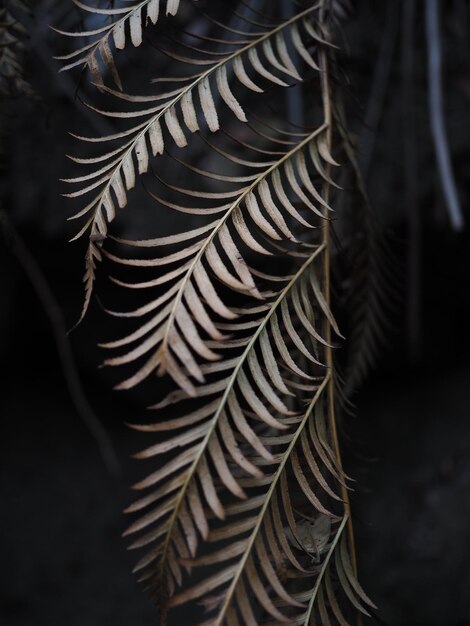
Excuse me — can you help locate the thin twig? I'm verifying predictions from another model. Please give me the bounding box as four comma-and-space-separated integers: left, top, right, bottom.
402, 0, 422, 362
319, 37, 363, 626
425, 0, 464, 231
358, 0, 400, 179
0, 210, 120, 475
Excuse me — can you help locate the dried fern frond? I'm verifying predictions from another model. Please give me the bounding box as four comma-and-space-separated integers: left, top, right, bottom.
62, 2, 327, 323
61, 1, 372, 624
99, 122, 332, 390
121, 246, 376, 625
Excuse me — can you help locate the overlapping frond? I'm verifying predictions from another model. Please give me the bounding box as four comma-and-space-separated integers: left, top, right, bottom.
121, 247, 371, 625
115, 247, 375, 624
62, 2, 327, 322
99, 123, 334, 390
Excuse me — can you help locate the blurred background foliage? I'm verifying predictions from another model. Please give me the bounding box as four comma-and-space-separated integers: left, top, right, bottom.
1, 1, 470, 624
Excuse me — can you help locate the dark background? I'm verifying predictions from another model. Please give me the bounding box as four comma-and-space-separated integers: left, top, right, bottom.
1, 1, 470, 625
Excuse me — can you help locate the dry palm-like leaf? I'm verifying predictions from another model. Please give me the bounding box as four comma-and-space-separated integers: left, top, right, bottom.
122, 250, 336, 618
120, 249, 375, 625
62, 2, 328, 323
99, 122, 333, 391
55, 0, 182, 87
62, 1, 371, 624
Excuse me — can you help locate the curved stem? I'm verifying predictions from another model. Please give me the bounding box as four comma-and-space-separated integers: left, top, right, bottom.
425, 0, 464, 231
318, 34, 359, 588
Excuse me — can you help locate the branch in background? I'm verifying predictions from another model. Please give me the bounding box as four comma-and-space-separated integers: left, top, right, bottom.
425, 0, 464, 231
357, 0, 400, 179
0, 210, 119, 475
402, 0, 422, 362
